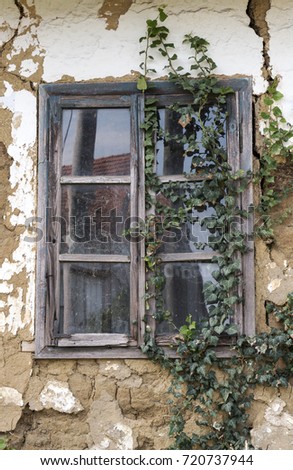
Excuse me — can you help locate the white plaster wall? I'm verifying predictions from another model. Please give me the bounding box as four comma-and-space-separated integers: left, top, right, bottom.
35, 0, 265, 93
268, 0, 293, 122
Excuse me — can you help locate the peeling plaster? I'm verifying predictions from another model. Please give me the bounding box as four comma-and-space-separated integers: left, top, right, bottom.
0, 81, 36, 214
1, 288, 25, 335
19, 58, 39, 77
98, 0, 133, 30
0, 0, 20, 49
0, 79, 36, 335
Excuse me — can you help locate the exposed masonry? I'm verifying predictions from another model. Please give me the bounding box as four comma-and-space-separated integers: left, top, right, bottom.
246, 0, 272, 82
98, 0, 133, 30
0, 1, 23, 53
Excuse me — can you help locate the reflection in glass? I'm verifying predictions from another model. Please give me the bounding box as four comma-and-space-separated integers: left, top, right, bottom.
156, 106, 227, 176
60, 262, 130, 334
60, 185, 130, 255
62, 108, 131, 176
157, 262, 217, 334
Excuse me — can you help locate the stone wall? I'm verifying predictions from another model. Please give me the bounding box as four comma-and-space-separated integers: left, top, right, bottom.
0, 0, 292, 449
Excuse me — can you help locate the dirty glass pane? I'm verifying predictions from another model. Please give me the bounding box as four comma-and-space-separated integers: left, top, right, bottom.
156, 106, 227, 176
62, 108, 131, 176
60, 262, 130, 335
157, 262, 217, 334
60, 184, 130, 255
156, 183, 221, 253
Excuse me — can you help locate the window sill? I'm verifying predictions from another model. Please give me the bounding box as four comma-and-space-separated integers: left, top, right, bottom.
29, 343, 236, 359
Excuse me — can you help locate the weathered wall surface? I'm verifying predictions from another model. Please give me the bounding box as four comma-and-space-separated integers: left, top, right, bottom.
0, 0, 293, 449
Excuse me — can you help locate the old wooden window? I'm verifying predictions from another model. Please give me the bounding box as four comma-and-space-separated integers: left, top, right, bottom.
36, 80, 254, 358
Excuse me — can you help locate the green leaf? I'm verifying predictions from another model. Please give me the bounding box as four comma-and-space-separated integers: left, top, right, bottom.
158, 7, 168, 22
264, 97, 274, 106
214, 325, 224, 335
226, 324, 238, 335
137, 75, 147, 91
261, 112, 270, 120
272, 106, 283, 117
272, 90, 284, 101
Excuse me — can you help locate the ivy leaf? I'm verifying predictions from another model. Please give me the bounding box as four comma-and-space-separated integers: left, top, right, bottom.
272, 90, 284, 101
260, 112, 270, 120
264, 97, 274, 106
272, 106, 283, 117
220, 388, 230, 402
137, 75, 148, 91
226, 324, 238, 335
214, 325, 224, 335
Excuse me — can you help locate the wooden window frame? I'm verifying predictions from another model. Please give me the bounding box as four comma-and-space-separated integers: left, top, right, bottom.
35, 79, 254, 359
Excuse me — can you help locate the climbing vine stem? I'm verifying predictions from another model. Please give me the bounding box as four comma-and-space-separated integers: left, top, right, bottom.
138, 8, 293, 450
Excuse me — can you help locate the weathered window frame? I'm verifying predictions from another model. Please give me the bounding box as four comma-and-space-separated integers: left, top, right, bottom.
36, 79, 254, 359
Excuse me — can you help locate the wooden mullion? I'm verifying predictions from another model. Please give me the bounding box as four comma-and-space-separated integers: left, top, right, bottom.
239, 80, 255, 336
129, 95, 139, 342
60, 96, 132, 109
158, 252, 219, 262
227, 92, 244, 334
46, 96, 62, 344
137, 94, 146, 346
158, 174, 212, 183
35, 86, 49, 356
60, 176, 131, 184
59, 254, 130, 263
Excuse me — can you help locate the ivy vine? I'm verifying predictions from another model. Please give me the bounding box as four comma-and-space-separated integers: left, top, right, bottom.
137, 8, 293, 450
255, 78, 293, 242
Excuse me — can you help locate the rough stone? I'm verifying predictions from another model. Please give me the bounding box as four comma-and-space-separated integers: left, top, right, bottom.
94, 374, 117, 400
68, 373, 93, 406
251, 398, 293, 449
87, 393, 135, 450
99, 360, 132, 380
116, 387, 131, 411
0, 386, 23, 406
37, 380, 83, 414
0, 404, 23, 432
130, 386, 160, 412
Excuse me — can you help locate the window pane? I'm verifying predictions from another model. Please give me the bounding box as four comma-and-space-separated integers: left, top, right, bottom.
157, 262, 217, 334
60, 262, 130, 335
60, 184, 130, 255
62, 108, 131, 176
156, 106, 227, 176
156, 183, 221, 253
